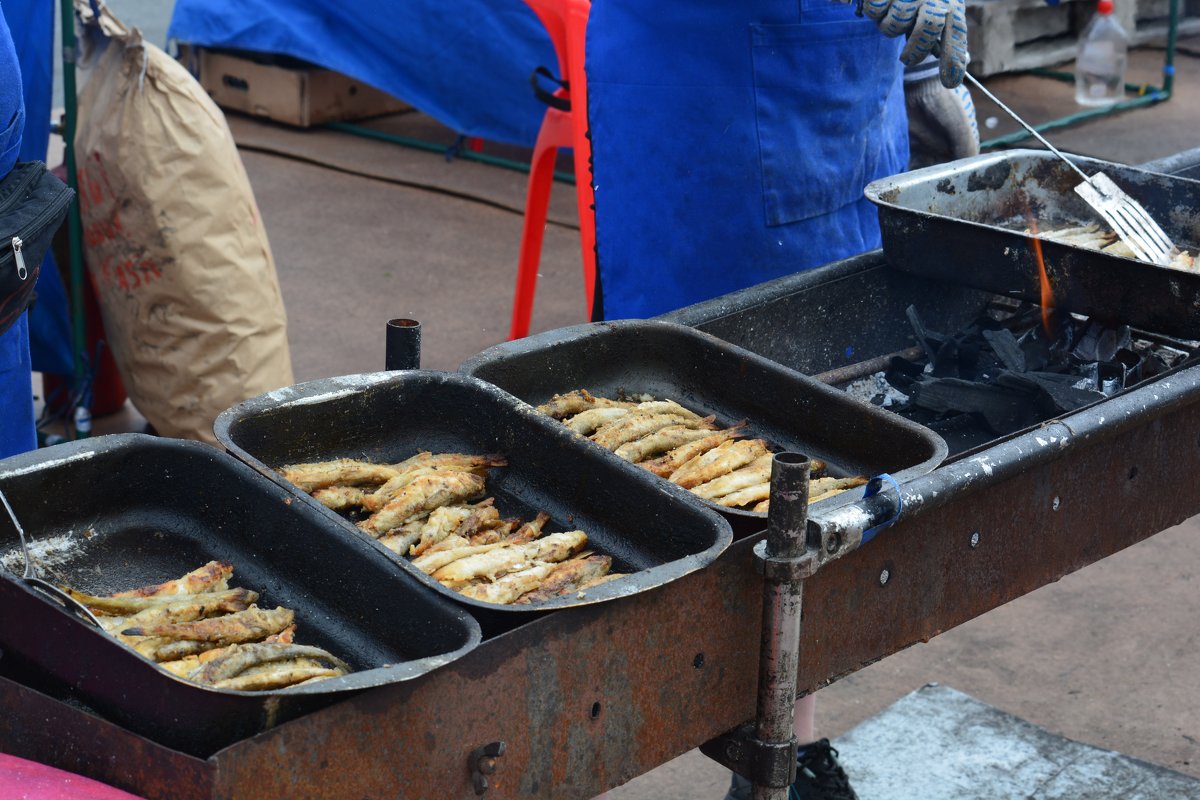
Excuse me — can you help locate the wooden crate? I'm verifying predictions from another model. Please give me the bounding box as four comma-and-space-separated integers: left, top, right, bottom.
178, 45, 410, 128
967, 0, 1200, 76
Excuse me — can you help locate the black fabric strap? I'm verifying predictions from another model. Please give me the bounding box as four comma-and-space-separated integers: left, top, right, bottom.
530, 66, 571, 112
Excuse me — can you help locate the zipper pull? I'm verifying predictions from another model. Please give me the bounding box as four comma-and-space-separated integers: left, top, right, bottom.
11, 237, 26, 280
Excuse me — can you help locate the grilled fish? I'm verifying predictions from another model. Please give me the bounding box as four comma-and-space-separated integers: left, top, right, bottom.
139, 637, 231, 663
564, 407, 631, 435
808, 476, 869, 504
575, 573, 626, 592
364, 457, 503, 512
363, 472, 486, 534
515, 555, 612, 604
280, 459, 400, 493
468, 519, 519, 545
312, 485, 370, 511
112, 561, 233, 598
409, 504, 479, 556
692, 454, 774, 500
713, 482, 772, 508
214, 666, 342, 691
123, 606, 295, 643
191, 642, 350, 685
390, 452, 507, 474
458, 562, 560, 605
631, 399, 702, 420
377, 520, 426, 556
639, 427, 746, 478
96, 588, 258, 631
432, 531, 587, 587
68, 587, 258, 616
592, 413, 706, 452
614, 425, 715, 464
671, 439, 770, 489
411, 542, 504, 574
537, 390, 633, 419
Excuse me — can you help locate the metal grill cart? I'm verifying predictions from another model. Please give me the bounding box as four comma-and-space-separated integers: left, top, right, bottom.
3, 150, 1200, 798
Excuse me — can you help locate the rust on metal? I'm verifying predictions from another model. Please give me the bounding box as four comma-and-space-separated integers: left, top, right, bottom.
0, 389, 1198, 798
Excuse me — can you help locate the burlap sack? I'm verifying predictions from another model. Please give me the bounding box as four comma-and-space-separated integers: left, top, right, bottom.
73, 5, 292, 442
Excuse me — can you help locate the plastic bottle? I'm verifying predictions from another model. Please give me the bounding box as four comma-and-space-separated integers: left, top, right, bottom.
1075, 0, 1129, 107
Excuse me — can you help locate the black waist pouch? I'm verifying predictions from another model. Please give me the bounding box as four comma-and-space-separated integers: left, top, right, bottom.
0, 161, 74, 337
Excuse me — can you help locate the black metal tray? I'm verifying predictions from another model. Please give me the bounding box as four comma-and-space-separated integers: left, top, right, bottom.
0, 434, 481, 757
459, 320, 947, 530
214, 371, 733, 617
866, 150, 1200, 341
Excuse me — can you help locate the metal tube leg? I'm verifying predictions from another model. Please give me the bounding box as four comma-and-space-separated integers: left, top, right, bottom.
752, 453, 814, 800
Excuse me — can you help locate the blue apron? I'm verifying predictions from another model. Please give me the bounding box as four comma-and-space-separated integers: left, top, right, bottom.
585, 0, 908, 319
0, 3, 35, 459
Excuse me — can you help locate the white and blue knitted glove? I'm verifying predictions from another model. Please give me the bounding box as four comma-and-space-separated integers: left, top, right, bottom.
904, 55, 979, 167
863, 0, 970, 88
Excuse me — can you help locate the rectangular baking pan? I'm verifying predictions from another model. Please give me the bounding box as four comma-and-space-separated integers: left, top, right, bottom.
214, 371, 733, 619
866, 150, 1200, 340
459, 320, 947, 531
0, 434, 481, 756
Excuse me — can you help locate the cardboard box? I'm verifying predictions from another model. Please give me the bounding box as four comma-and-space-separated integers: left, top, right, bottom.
181, 46, 410, 128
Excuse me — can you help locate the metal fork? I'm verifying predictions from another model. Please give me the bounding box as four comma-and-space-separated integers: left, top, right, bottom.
964, 73, 1175, 266
1, 488, 102, 627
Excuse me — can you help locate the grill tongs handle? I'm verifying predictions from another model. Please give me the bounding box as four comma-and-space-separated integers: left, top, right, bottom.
963, 73, 1176, 267
1, 488, 102, 628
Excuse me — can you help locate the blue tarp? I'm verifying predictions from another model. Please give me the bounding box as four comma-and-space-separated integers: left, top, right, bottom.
167, 0, 557, 146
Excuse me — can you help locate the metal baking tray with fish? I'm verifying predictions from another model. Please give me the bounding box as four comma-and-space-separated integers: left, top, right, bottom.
459, 320, 948, 530
0, 434, 481, 757
214, 371, 733, 616
866, 149, 1200, 340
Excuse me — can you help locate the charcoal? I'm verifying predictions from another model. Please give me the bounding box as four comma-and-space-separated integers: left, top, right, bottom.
909, 378, 1037, 434
982, 328, 1026, 373
906, 305, 942, 364
995, 371, 1104, 414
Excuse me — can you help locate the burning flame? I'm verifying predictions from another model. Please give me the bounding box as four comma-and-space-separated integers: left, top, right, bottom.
1027, 215, 1056, 336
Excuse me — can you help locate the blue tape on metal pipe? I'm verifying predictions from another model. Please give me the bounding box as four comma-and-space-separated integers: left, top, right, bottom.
861, 473, 903, 544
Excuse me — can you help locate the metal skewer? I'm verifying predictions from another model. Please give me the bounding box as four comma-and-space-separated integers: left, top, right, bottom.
964, 72, 1175, 266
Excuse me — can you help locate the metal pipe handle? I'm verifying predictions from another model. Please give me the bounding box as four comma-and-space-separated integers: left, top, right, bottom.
385, 318, 422, 371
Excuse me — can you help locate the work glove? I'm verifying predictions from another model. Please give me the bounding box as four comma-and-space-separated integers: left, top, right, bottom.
904, 56, 979, 168
863, 0, 970, 88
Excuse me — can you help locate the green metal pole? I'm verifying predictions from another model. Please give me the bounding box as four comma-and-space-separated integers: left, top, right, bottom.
59, 0, 89, 438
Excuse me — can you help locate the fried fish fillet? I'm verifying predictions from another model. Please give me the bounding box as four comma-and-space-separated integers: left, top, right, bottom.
432, 531, 587, 587
390, 452, 507, 474
514, 555, 613, 605
692, 454, 774, 500
138, 637, 231, 662
468, 519, 519, 545
458, 562, 560, 605
311, 485, 370, 511
191, 642, 350, 685
671, 439, 770, 489
807, 476, 869, 504
576, 573, 627, 592
112, 561, 233, 598
591, 413, 706, 452
564, 407, 631, 435
69, 587, 258, 616
614, 425, 716, 464
363, 472, 487, 534
630, 399, 702, 420
537, 390, 633, 419
639, 427, 746, 478
215, 666, 342, 691
407, 504, 477, 556
280, 459, 400, 493
123, 606, 295, 643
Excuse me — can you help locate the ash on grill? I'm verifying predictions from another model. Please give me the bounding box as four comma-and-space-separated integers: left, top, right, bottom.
843, 300, 1198, 454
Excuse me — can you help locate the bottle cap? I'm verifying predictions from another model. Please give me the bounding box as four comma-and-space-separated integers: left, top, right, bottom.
1098, 0, 1114, 13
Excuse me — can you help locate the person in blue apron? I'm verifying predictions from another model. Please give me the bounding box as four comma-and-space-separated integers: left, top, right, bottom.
0, 2, 36, 460
584, 3, 968, 798
585, 0, 970, 321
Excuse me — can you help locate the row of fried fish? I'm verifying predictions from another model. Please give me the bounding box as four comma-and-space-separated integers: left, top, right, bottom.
536, 390, 867, 512
281, 454, 626, 605
66, 560, 350, 690
1035, 223, 1196, 271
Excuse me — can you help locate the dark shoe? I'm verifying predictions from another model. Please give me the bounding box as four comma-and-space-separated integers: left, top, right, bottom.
723, 739, 857, 800
790, 739, 857, 800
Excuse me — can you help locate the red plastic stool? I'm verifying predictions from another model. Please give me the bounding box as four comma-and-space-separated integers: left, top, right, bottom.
510, 0, 596, 340
0, 753, 145, 799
